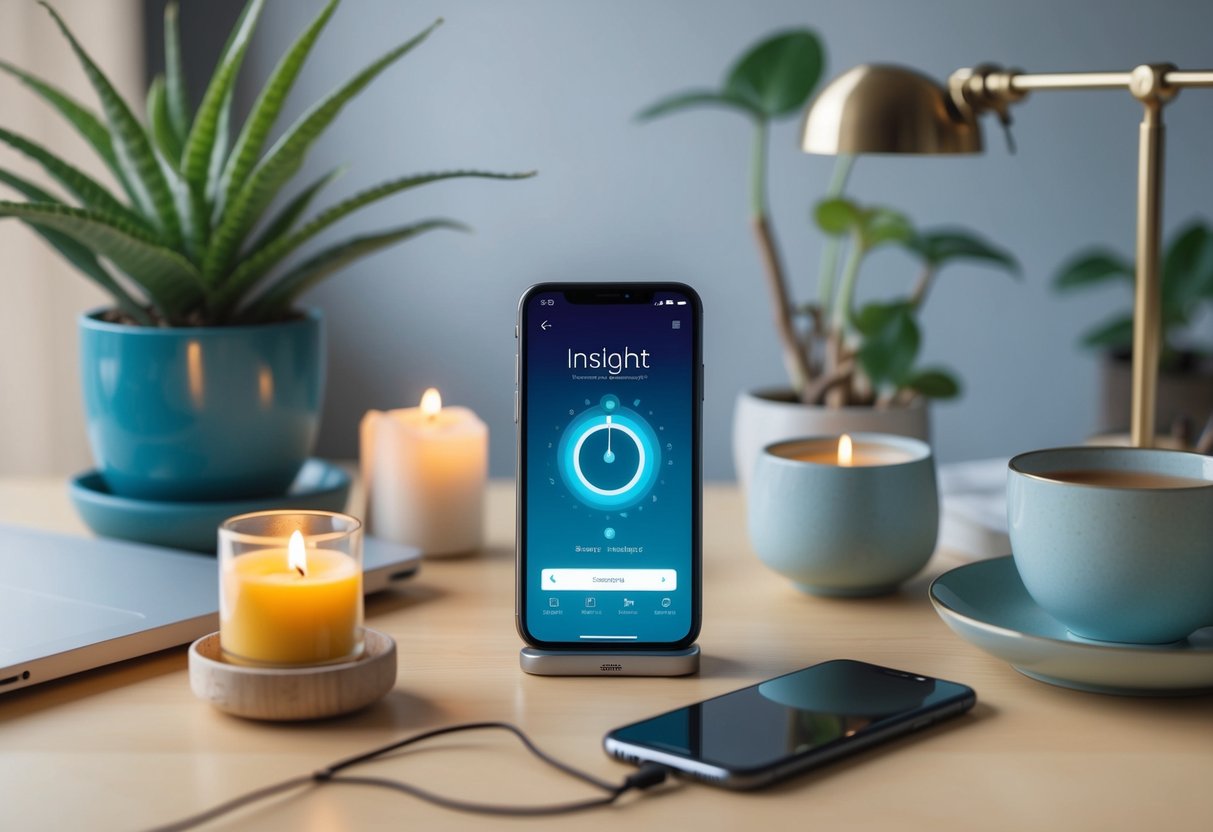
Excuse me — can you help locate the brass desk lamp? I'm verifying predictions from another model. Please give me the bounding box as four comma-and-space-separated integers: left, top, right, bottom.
801, 63, 1213, 448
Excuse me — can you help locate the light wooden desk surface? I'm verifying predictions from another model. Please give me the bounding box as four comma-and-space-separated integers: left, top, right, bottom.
0, 478, 1209, 831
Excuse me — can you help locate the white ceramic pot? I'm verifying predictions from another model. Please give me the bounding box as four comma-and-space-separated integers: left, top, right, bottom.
732, 388, 930, 490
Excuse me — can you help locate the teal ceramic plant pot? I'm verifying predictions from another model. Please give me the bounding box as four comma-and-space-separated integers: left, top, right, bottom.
79, 309, 325, 501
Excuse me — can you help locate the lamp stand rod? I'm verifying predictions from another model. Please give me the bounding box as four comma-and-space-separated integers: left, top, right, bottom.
955, 65, 1213, 447
1133, 94, 1164, 448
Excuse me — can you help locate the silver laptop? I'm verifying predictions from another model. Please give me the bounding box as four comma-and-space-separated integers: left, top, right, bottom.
0, 524, 420, 694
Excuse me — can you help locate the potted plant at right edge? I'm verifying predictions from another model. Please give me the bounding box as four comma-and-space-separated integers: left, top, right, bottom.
637, 30, 1018, 488
1053, 219, 1213, 448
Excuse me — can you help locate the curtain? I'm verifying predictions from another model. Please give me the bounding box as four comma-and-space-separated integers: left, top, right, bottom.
0, 0, 143, 476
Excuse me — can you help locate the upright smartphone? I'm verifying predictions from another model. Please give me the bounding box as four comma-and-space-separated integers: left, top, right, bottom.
515, 283, 702, 651
604, 659, 976, 789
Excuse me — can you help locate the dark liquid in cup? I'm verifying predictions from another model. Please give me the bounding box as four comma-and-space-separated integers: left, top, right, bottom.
1044, 469, 1210, 489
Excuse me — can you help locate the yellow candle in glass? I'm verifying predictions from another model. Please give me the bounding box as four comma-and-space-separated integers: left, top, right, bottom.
220, 530, 361, 665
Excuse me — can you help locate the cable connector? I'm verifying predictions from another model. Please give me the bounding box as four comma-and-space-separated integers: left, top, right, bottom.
624, 763, 670, 792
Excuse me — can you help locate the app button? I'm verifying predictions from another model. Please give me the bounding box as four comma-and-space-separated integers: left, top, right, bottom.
661, 597, 671, 608
584, 597, 596, 608
541, 569, 676, 591
549, 598, 559, 608
623, 598, 635, 607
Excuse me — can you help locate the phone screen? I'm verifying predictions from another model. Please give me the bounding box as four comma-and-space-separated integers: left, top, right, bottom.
606, 660, 974, 786
517, 284, 701, 648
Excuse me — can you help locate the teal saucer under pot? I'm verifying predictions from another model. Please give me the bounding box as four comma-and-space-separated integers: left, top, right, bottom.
79, 309, 324, 501
70, 459, 350, 553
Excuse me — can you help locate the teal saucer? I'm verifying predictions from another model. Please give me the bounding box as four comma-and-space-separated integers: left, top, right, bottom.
930, 556, 1213, 696
70, 459, 351, 553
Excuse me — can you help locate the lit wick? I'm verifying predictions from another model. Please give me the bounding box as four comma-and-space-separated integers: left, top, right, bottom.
420, 387, 442, 423
288, 530, 308, 578
838, 433, 854, 467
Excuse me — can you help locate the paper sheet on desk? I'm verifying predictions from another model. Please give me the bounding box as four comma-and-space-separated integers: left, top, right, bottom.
938, 458, 1011, 560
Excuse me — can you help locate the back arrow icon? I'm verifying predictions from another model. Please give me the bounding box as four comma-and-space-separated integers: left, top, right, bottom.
540, 320, 552, 330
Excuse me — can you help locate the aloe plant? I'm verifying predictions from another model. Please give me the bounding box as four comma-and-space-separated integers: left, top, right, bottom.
638, 29, 1017, 406
0, 0, 532, 326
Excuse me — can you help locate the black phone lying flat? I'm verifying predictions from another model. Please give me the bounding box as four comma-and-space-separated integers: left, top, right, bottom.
603, 659, 976, 789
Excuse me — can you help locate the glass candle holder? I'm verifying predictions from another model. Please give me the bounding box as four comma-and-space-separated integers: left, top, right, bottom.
218, 510, 364, 666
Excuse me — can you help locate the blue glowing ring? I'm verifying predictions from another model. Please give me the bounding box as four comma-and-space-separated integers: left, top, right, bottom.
558, 406, 660, 510
572, 418, 645, 496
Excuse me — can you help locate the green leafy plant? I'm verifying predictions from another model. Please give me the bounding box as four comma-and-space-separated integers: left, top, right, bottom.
638, 29, 1018, 406
1053, 218, 1213, 366
0, 0, 532, 326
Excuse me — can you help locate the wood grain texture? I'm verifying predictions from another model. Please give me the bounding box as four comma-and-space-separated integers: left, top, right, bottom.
188, 629, 397, 721
0, 478, 1210, 831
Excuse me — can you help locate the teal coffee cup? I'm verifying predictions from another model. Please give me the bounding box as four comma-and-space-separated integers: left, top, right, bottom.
1008, 446, 1213, 644
748, 434, 938, 596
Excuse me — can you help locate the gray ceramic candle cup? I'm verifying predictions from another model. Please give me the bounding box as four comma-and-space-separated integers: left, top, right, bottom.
748, 434, 938, 596
1008, 446, 1213, 644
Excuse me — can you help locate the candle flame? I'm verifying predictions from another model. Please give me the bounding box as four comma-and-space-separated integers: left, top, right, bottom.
288, 530, 307, 577
838, 434, 854, 467
420, 387, 442, 419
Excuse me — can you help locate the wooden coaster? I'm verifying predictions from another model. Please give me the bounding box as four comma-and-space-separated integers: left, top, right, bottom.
188, 628, 397, 721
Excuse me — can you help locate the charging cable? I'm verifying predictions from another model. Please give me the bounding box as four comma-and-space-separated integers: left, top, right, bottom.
149, 721, 671, 831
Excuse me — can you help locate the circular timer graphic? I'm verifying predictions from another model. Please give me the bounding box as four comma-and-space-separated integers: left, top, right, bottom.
557, 395, 661, 510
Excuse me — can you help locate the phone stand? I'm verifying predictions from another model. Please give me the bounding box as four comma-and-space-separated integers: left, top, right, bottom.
519, 645, 700, 677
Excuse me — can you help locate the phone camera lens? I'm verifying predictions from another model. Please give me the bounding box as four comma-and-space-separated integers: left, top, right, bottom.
625, 293, 631, 298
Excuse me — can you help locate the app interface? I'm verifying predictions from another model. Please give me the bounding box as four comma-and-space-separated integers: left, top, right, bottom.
523, 289, 696, 644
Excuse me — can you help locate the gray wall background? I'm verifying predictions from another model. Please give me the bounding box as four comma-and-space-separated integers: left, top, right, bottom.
190, 0, 1212, 479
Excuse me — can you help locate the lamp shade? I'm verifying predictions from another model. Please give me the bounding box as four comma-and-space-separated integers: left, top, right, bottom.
801, 64, 982, 155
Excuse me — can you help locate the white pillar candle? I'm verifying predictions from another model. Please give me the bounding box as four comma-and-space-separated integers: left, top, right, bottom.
360, 388, 488, 556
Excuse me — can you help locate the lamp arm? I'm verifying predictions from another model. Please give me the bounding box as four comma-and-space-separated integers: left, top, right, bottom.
946, 65, 1213, 124
948, 63, 1213, 448
1009, 71, 1133, 91
946, 65, 1213, 108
